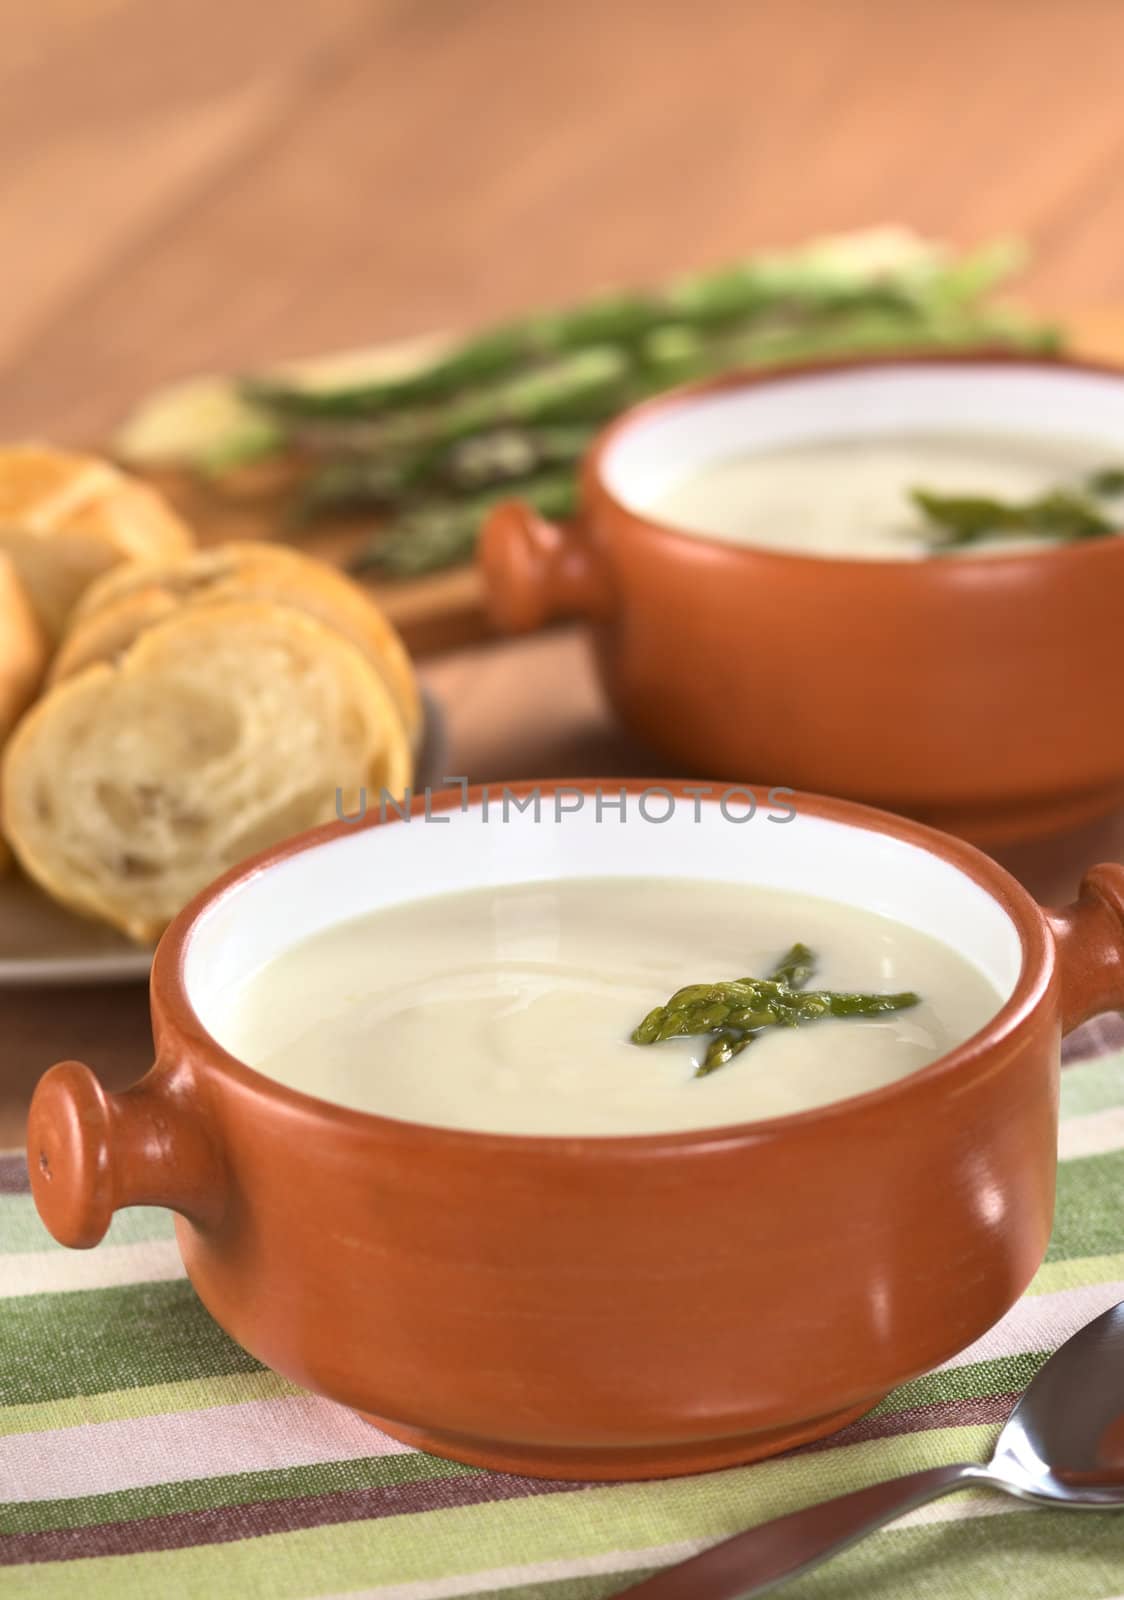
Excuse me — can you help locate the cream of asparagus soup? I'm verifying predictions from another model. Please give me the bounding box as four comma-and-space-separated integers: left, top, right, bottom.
225, 878, 1002, 1135
649, 432, 1124, 558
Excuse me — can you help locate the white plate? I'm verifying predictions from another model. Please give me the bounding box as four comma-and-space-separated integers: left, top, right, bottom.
0, 688, 447, 987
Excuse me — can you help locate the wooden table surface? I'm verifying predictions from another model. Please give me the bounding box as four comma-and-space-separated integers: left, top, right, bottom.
5, 0, 1124, 1145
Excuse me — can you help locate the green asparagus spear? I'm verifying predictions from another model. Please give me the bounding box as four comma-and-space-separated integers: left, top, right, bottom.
256, 346, 630, 458
699, 1030, 750, 1074
244, 326, 533, 417
296, 458, 401, 518
632, 955, 919, 1079
913, 458, 1124, 550
1087, 466, 1124, 497
768, 942, 817, 989
634, 977, 918, 1044
299, 423, 594, 518
439, 423, 594, 493
913, 486, 1115, 548
361, 348, 632, 459
351, 470, 578, 577
245, 295, 673, 419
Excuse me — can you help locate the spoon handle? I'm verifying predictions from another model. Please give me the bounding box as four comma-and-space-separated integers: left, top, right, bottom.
615, 1461, 987, 1600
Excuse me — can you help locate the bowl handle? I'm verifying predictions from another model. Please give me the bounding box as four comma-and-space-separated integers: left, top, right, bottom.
27, 1060, 225, 1248
479, 499, 614, 632
1046, 864, 1124, 1034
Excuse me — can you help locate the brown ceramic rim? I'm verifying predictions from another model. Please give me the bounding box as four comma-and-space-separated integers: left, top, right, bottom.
580, 350, 1124, 573
155, 777, 1053, 1153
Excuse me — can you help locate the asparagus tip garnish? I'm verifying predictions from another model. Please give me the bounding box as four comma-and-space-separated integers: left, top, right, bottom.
912, 483, 1117, 549
630, 942, 920, 1076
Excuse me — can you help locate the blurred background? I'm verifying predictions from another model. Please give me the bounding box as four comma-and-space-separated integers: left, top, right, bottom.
6, 0, 1124, 444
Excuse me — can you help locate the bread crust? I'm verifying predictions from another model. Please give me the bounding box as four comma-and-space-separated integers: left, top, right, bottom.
0, 445, 193, 642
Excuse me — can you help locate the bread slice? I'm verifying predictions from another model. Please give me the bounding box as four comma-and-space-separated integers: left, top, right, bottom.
2, 601, 412, 943
57, 541, 422, 746
0, 552, 48, 744
0, 445, 193, 642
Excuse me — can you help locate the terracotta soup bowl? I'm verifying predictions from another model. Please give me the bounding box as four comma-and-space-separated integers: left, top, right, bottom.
28, 780, 1124, 1480
481, 356, 1124, 844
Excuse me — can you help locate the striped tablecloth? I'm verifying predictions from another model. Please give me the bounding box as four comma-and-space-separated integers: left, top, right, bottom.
3, 1027, 1124, 1599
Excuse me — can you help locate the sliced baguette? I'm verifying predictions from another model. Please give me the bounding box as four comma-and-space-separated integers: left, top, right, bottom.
0, 445, 193, 642
2, 601, 412, 943
57, 541, 422, 746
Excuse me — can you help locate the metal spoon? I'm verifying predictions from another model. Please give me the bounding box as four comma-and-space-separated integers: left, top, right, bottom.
617, 1299, 1124, 1600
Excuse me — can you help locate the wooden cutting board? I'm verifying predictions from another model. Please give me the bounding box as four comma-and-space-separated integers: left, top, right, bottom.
126, 307, 1124, 659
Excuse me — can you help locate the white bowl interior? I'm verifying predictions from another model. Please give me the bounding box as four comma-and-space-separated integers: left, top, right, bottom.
602, 363, 1124, 511
184, 796, 1024, 1049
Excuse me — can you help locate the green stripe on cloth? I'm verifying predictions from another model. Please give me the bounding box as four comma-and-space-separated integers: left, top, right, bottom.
0, 1198, 172, 1256
1027, 1250, 1124, 1295
1045, 1149, 1124, 1261
0, 1369, 303, 1439
0, 1280, 263, 1407
866, 1352, 1047, 1414
1058, 1050, 1124, 1116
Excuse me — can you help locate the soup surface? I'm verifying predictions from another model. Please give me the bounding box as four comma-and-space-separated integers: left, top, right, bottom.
649, 431, 1122, 558
225, 878, 1003, 1135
